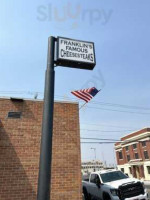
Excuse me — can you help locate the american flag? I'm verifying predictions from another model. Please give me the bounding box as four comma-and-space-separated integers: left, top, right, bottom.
71, 87, 100, 103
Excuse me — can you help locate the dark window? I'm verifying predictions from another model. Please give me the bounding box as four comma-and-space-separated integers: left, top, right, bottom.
129, 167, 132, 174
133, 144, 137, 149
100, 171, 127, 183
147, 166, 150, 174
7, 111, 22, 119
90, 174, 100, 184
142, 141, 146, 147
119, 151, 123, 159
125, 146, 129, 151
127, 155, 130, 161
121, 168, 124, 173
90, 174, 95, 183
94, 174, 100, 184
144, 151, 149, 159
135, 153, 139, 159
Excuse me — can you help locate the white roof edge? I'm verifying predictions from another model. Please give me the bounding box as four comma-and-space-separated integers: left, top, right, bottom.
115, 127, 150, 147
121, 127, 150, 139
55, 100, 78, 104
0, 96, 79, 105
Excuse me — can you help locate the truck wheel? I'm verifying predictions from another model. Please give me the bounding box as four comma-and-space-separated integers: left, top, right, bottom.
103, 193, 111, 200
83, 188, 90, 200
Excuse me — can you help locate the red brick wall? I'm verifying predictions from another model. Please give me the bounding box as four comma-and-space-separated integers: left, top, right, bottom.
116, 151, 119, 164
0, 98, 82, 200
129, 144, 134, 160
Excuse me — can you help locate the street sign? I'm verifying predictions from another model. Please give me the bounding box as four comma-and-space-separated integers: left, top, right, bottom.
56, 37, 96, 70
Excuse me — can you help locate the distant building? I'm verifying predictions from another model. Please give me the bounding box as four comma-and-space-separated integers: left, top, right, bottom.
82, 160, 104, 175
115, 128, 150, 180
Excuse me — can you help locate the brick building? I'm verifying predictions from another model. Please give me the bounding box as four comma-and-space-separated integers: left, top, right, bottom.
115, 128, 150, 181
0, 97, 82, 200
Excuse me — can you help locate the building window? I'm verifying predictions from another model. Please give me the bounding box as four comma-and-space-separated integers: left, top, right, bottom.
127, 155, 130, 161
142, 141, 146, 147
133, 143, 137, 149
125, 146, 129, 151
147, 166, 150, 174
144, 151, 149, 159
121, 168, 124, 173
135, 153, 139, 159
7, 111, 22, 119
129, 167, 132, 174
119, 151, 123, 159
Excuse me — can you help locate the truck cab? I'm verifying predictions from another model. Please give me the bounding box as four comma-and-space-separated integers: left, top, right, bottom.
82, 169, 148, 200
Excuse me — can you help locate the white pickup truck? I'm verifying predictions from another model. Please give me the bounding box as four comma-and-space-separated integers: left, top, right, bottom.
82, 169, 148, 200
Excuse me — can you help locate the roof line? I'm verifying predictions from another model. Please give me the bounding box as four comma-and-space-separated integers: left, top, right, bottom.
0, 96, 79, 105
121, 127, 150, 139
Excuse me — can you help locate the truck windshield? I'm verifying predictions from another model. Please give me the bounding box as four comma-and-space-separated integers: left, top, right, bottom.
100, 171, 128, 183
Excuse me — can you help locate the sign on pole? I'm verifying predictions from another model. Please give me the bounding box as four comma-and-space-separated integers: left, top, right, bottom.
56, 37, 96, 70
37, 36, 96, 200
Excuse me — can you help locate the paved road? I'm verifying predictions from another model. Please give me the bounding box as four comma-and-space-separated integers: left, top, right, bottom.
145, 184, 150, 199
146, 184, 150, 190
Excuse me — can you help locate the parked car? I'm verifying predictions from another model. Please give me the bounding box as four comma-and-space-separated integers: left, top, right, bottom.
82, 169, 148, 200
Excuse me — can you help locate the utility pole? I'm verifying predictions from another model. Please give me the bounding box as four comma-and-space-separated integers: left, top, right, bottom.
91, 147, 96, 161
91, 147, 96, 171
37, 36, 55, 200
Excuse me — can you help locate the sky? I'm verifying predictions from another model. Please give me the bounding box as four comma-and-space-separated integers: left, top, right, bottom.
0, 0, 150, 166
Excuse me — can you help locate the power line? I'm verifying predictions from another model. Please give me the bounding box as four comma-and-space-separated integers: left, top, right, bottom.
90, 101, 150, 111
81, 137, 120, 141
80, 131, 126, 137
1, 90, 150, 112
81, 142, 116, 144
81, 137, 150, 144
0, 91, 36, 94
81, 122, 139, 129
1, 91, 150, 115
86, 106, 150, 115
80, 129, 135, 132
55, 95, 150, 111
0, 91, 148, 132
81, 134, 125, 137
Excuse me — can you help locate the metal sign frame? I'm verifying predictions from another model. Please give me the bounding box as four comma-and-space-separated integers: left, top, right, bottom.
56, 36, 96, 70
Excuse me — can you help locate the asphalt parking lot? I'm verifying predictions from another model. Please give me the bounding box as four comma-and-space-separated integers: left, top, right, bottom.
145, 184, 150, 199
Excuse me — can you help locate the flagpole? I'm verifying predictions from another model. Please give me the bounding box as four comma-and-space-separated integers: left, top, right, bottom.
79, 102, 87, 110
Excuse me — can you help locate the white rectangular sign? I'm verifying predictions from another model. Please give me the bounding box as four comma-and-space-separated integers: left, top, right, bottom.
56, 37, 96, 70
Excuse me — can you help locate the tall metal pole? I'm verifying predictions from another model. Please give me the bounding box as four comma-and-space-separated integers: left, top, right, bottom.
91, 148, 96, 171
91, 148, 96, 160
37, 36, 55, 200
